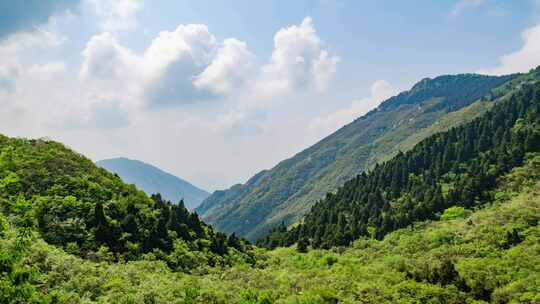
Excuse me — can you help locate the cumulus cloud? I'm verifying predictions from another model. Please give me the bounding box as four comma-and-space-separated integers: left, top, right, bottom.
87, 0, 142, 32
258, 17, 340, 96
479, 21, 540, 75
80, 32, 141, 91
309, 80, 395, 136
0, 28, 64, 94
79, 17, 337, 111
0, 0, 80, 40
0, 28, 64, 57
142, 24, 219, 106
80, 23, 259, 108
194, 38, 256, 95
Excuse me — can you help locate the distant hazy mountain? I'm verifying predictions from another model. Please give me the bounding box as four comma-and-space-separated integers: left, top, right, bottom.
97, 157, 209, 210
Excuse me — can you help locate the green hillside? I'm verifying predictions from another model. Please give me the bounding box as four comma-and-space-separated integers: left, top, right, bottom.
0, 136, 252, 272
97, 157, 210, 210
2, 150, 539, 303
197, 72, 518, 241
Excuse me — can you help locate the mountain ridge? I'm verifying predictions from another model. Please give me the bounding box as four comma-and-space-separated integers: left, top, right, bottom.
197, 72, 518, 240
97, 157, 209, 210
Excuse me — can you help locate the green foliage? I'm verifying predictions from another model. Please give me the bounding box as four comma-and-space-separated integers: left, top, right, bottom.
0, 135, 252, 269
2, 161, 539, 303
440, 206, 472, 220
0, 206, 51, 303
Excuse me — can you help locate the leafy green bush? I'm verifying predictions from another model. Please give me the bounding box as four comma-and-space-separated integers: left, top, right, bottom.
440, 206, 472, 220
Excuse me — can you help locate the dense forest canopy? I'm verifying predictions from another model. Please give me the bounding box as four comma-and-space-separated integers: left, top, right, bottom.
0, 136, 252, 267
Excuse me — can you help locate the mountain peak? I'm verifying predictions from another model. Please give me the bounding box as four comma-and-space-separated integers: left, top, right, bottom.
97, 158, 209, 210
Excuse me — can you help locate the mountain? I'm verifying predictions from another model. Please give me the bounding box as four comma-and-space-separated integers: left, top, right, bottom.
2, 73, 540, 304
4, 128, 540, 303
97, 157, 209, 210
258, 78, 540, 248
0, 136, 249, 267
197, 72, 520, 241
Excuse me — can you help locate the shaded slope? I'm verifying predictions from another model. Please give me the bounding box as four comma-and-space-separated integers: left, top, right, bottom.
198, 73, 517, 240
97, 157, 209, 210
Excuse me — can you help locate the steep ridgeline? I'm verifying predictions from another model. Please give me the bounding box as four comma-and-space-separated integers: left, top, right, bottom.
0, 136, 250, 267
258, 80, 540, 249
197, 73, 517, 240
97, 157, 209, 210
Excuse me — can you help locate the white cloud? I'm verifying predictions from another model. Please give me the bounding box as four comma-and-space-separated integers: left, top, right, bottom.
79, 24, 259, 108
309, 80, 395, 136
194, 38, 256, 95
479, 21, 540, 75
258, 17, 339, 96
142, 24, 219, 106
79, 17, 338, 111
313, 50, 340, 92
80, 32, 141, 87
450, 0, 486, 17
88, 0, 143, 32
0, 28, 65, 105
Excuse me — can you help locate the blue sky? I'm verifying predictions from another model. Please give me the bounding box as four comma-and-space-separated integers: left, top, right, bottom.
1, 0, 539, 191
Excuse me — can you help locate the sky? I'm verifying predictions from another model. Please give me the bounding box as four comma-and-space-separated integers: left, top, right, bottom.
1, 0, 540, 191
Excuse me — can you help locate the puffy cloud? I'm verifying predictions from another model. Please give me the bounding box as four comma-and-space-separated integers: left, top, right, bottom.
258, 17, 339, 96
81, 32, 137, 81
0, 28, 64, 95
142, 24, 218, 106
0, 0, 80, 40
80, 32, 141, 91
309, 80, 395, 136
79, 17, 337, 111
87, 0, 142, 32
479, 21, 540, 75
80, 24, 258, 108
313, 50, 340, 92
194, 38, 256, 95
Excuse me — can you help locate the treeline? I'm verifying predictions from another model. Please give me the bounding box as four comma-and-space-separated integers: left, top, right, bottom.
377, 73, 515, 112
0, 136, 250, 267
258, 81, 540, 249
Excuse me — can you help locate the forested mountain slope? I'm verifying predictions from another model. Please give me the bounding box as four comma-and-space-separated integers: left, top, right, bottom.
3, 150, 539, 303
198, 72, 517, 240
0, 136, 250, 268
259, 79, 540, 249
97, 157, 209, 210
